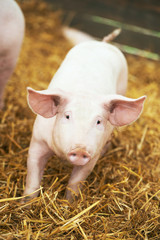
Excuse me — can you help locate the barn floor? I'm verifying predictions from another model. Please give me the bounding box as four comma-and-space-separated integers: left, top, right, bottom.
0, 0, 160, 239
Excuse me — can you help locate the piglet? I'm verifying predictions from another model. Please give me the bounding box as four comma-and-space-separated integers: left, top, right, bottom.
22, 28, 146, 202
0, 0, 25, 109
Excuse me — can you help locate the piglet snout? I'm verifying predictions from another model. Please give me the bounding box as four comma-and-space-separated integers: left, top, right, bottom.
68, 148, 91, 165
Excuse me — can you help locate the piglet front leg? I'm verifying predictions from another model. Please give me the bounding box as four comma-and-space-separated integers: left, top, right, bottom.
22, 137, 53, 203
66, 157, 98, 202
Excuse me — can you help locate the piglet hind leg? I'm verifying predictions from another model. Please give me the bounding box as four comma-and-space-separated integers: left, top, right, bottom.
22, 137, 53, 203
66, 157, 98, 202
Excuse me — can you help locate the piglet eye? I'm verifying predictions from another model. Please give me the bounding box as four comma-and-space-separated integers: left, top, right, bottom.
96, 117, 104, 130
62, 112, 72, 123
64, 112, 71, 120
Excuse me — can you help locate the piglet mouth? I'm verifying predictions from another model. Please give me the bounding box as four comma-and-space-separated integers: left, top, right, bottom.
67, 148, 91, 166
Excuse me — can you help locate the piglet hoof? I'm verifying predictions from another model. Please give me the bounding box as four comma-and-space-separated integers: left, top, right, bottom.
20, 196, 40, 210
20, 190, 40, 205
65, 190, 78, 203
20, 195, 33, 204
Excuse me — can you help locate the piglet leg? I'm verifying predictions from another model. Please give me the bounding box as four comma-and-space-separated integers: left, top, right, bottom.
22, 137, 53, 203
66, 157, 98, 202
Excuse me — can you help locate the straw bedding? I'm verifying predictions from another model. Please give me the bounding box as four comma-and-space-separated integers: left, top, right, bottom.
0, 1, 160, 239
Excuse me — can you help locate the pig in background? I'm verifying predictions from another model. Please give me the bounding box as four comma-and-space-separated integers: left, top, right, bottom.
0, 0, 25, 110
22, 27, 146, 202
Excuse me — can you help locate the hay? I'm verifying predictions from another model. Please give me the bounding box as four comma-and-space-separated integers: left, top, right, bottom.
0, 0, 160, 239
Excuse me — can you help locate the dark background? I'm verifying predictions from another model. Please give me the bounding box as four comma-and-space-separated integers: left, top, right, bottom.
46, 0, 160, 60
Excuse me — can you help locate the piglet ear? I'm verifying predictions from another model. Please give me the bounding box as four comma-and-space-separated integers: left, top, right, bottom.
27, 87, 67, 118
106, 95, 146, 126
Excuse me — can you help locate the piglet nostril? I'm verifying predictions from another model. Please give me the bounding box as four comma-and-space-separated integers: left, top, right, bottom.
68, 148, 91, 165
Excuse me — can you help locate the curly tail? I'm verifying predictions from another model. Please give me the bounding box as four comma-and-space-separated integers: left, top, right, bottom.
103, 28, 121, 42
62, 26, 121, 45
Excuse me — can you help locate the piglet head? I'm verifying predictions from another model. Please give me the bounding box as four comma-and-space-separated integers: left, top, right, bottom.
27, 87, 146, 166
